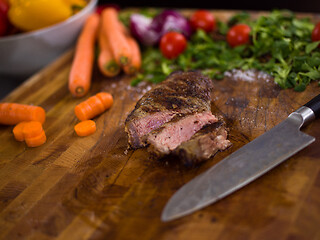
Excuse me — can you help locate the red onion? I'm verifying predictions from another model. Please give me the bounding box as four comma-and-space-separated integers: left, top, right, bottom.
130, 10, 191, 46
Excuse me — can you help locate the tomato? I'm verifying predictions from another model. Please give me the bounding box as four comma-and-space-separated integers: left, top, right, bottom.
312, 22, 320, 43
0, 0, 9, 17
0, 16, 7, 36
0, 0, 9, 36
227, 24, 251, 48
160, 31, 187, 59
189, 10, 216, 32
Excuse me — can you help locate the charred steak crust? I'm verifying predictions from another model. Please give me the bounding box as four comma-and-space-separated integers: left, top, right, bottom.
126, 70, 213, 118
125, 71, 214, 148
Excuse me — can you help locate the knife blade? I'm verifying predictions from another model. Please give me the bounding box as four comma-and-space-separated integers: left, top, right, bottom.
162, 94, 320, 222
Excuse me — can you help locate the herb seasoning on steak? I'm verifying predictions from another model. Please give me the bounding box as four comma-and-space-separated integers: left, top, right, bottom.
125, 70, 231, 164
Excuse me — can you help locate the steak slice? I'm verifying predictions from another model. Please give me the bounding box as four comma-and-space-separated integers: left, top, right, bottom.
147, 112, 218, 157
172, 120, 232, 166
125, 71, 213, 148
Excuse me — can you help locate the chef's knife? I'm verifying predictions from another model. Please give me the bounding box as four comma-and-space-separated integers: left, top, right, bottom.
162, 94, 320, 222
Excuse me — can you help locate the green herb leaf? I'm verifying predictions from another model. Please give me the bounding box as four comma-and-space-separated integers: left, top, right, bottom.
306, 41, 320, 54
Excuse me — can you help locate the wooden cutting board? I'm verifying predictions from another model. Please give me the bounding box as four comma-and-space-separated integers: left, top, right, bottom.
0, 10, 320, 240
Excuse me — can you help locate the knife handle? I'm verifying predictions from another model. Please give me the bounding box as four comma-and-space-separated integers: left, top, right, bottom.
304, 94, 320, 119
290, 94, 320, 128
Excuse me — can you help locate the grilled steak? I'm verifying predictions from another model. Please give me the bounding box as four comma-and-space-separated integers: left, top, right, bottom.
125, 70, 213, 148
172, 121, 231, 165
125, 70, 231, 165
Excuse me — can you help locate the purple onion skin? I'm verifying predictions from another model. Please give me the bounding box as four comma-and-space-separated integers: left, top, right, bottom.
150, 10, 182, 32
129, 10, 192, 46
151, 10, 192, 39
129, 14, 159, 46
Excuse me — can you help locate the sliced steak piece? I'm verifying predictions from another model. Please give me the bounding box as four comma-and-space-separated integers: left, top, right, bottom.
147, 112, 218, 157
125, 110, 176, 149
172, 120, 232, 166
125, 71, 213, 148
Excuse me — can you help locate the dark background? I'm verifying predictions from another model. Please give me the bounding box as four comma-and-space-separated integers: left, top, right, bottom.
99, 0, 320, 13
1, 0, 319, 99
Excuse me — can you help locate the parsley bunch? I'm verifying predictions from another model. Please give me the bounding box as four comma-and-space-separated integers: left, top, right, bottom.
132, 10, 320, 91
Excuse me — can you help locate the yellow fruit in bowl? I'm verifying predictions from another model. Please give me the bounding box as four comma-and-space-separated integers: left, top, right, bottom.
8, 0, 87, 32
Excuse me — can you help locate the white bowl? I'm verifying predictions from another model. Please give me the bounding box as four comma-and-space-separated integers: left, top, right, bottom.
0, 0, 97, 80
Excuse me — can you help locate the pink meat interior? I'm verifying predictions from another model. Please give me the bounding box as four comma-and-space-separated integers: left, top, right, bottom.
148, 112, 218, 153
132, 111, 176, 138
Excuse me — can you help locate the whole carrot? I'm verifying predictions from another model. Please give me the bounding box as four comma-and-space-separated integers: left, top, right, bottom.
74, 92, 113, 121
68, 13, 100, 98
123, 36, 141, 75
0, 103, 46, 125
98, 24, 120, 77
101, 8, 132, 66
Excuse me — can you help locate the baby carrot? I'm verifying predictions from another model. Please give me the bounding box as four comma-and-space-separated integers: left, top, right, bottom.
13, 121, 27, 141
68, 13, 100, 98
74, 101, 93, 121
84, 95, 105, 116
74, 92, 113, 121
25, 130, 46, 147
22, 121, 43, 139
74, 120, 96, 137
98, 20, 120, 77
75, 97, 104, 121
0, 103, 46, 125
12, 120, 46, 147
123, 36, 141, 75
96, 92, 113, 110
101, 8, 132, 66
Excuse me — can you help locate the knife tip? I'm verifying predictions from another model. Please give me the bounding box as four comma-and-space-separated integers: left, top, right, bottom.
161, 204, 181, 222
161, 204, 193, 222
161, 215, 170, 222
161, 213, 178, 222
161, 208, 172, 222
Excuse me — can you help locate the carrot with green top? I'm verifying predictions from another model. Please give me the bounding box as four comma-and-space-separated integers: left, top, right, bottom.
118, 20, 141, 75
98, 23, 120, 77
0, 103, 46, 125
74, 120, 96, 137
101, 8, 132, 66
68, 13, 100, 97
74, 92, 113, 121
123, 36, 141, 75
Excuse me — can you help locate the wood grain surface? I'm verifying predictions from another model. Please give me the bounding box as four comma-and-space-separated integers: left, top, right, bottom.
0, 10, 320, 240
